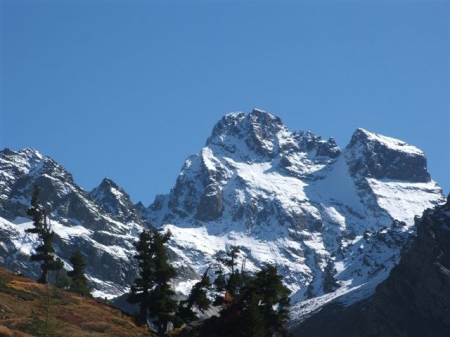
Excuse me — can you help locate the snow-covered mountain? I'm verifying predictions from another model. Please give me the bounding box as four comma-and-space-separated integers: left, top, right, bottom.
0, 148, 150, 297
0, 109, 445, 324
147, 109, 444, 314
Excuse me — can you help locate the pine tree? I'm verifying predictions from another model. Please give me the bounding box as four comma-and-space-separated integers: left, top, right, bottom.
214, 245, 242, 297
128, 230, 154, 325
26, 185, 63, 284
128, 229, 180, 335
245, 293, 267, 337
177, 267, 212, 323
147, 230, 181, 334
241, 264, 291, 331
190, 263, 291, 336
68, 250, 91, 297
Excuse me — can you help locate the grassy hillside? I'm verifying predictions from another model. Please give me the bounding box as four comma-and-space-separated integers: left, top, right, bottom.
0, 267, 152, 337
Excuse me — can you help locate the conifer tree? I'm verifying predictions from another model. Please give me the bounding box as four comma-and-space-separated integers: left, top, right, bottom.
177, 267, 212, 323
245, 294, 266, 337
128, 230, 154, 325
128, 229, 180, 335
214, 245, 242, 297
68, 250, 91, 297
240, 264, 291, 332
147, 230, 181, 334
26, 185, 63, 284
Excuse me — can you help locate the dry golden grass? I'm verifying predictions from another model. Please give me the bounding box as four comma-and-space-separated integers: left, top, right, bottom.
0, 267, 154, 337
0, 325, 33, 337
6, 280, 45, 294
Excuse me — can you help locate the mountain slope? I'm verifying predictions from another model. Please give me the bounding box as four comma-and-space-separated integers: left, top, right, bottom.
0, 266, 152, 336
290, 195, 450, 337
360, 195, 450, 337
147, 109, 444, 315
0, 148, 150, 297
0, 109, 445, 324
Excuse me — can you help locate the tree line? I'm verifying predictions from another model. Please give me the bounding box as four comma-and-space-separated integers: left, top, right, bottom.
25, 185, 291, 336
26, 185, 91, 297
128, 228, 291, 336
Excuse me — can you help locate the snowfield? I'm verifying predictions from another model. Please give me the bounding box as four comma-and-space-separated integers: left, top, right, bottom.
0, 110, 446, 325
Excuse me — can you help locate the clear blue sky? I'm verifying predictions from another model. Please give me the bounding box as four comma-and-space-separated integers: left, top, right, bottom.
1, 1, 448, 205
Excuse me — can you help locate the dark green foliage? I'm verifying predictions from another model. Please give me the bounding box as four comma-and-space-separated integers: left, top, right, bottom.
185, 263, 292, 337
218, 246, 240, 273
67, 250, 91, 297
128, 229, 179, 335
213, 267, 227, 293
147, 230, 180, 334
241, 264, 291, 328
245, 294, 267, 337
220, 264, 291, 337
214, 245, 242, 296
55, 270, 71, 290
177, 267, 212, 323
26, 185, 63, 284
128, 230, 153, 325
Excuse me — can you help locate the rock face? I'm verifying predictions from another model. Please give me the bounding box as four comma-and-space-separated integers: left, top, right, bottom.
346, 128, 430, 182
147, 109, 444, 317
0, 109, 446, 322
90, 177, 145, 223
0, 148, 151, 297
360, 196, 450, 337
290, 195, 450, 337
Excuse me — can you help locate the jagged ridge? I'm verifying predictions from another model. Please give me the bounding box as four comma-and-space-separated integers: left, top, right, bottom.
0, 110, 445, 323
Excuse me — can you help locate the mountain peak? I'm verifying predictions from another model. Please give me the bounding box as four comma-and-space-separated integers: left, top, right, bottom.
351, 128, 423, 155
346, 128, 430, 182
248, 108, 283, 125
90, 177, 137, 220
0, 147, 43, 170
206, 109, 290, 159
19, 147, 43, 160
99, 177, 120, 190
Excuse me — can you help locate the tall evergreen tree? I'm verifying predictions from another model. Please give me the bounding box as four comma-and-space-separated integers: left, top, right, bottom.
128, 230, 154, 325
147, 230, 180, 334
26, 185, 63, 284
128, 229, 180, 335
68, 250, 91, 297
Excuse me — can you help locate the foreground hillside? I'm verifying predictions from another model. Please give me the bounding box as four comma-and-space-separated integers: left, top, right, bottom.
0, 267, 151, 337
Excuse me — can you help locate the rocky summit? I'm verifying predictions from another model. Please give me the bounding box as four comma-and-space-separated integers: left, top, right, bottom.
0, 109, 445, 328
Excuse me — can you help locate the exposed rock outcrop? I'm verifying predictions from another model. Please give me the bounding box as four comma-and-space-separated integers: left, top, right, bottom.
360, 195, 450, 337
290, 195, 450, 337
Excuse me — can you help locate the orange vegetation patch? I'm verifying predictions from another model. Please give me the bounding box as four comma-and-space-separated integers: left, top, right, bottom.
0, 267, 153, 337
55, 311, 86, 325
6, 281, 45, 294
0, 324, 33, 337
